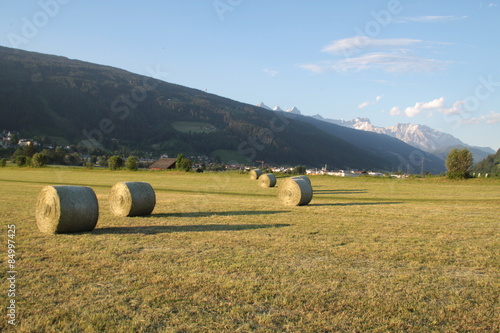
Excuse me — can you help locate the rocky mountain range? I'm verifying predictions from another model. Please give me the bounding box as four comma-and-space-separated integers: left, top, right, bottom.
312, 116, 494, 163
257, 101, 493, 163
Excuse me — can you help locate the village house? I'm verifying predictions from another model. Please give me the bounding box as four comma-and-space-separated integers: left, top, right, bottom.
149, 158, 177, 170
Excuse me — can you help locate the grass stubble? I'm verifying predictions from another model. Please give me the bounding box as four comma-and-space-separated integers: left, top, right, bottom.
0, 167, 498, 332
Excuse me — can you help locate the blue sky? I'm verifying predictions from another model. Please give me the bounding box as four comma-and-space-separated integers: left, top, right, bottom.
1, 0, 499, 150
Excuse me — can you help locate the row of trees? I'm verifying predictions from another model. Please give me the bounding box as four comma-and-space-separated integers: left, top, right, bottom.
1, 145, 495, 178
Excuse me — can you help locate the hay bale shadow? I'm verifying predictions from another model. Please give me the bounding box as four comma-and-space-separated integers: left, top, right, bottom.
93, 223, 291, 235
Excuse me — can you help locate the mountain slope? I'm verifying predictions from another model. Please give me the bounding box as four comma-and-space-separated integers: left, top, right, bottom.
281, 113, 446, 174
0, 46, 391, 170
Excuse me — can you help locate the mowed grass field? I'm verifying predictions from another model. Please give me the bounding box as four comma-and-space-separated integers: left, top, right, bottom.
0, 167, 498, 332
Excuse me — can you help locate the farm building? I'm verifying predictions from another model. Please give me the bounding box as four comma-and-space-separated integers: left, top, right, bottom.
149, 158, 177, 170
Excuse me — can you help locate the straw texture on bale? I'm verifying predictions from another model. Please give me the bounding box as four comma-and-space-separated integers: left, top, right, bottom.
109, 182, 156, 217
258, 173, 277, 188
292, 175, 311, 185
35, 185, 99, 234
278, 178, 313, 207
249, 169, 263, 180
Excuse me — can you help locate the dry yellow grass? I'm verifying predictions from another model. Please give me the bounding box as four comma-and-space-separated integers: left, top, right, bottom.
0, 167, 498, 332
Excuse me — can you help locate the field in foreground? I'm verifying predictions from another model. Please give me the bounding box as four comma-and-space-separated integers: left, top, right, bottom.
0, 167, 498, 332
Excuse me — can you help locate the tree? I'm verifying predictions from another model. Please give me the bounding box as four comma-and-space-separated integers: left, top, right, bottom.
15, 155, 29, 167
472, 148, 500, 178
446, 148, 473, 179
31, 153, 46, 168
108, 156, 124, 170
0, 158, 6, 167
179, 157, 193, 172
176, 153, 192, 172
23, 143, 37, 158
98, 156, 108, 167
64, 152, 82, 166
125, 156, 138, 171
292, 165, 306, 175
176, 153, 185, 169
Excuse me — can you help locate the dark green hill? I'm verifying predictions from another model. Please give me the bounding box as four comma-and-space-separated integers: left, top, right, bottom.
0, 46, 442, 172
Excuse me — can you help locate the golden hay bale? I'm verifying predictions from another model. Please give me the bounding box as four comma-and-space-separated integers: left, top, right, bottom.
35, 185, 99, 234
258, 173, 277, 188
292, 175, 311, 185
249, 169, 263, 180
277, 178, 313, 207
109, 182, 156, 217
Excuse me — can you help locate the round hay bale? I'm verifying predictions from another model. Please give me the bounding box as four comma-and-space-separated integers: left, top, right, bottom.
249, 169, 263, 180
35, 185, 99, 234
278, 178, 313, 207
109, 182, 156, 217
292, 175, 311, 185
258, 173, 277, 188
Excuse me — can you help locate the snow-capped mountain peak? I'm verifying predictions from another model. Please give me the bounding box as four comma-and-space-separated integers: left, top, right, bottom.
256, 102, 271, 110
273, 106, 283, 111
312, 115, 495, 160
286, 106, 302, 115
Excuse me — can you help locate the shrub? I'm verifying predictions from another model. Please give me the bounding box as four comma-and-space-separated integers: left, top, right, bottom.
0, 158, 6, 167
126, 156, 138, 171
32, 153, 46, 168
15, 155, 28, 167
108, 156, 124, 170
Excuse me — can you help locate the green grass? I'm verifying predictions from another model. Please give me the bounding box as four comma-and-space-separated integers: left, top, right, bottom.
171, 121, 217, 134
0, 167, 498, 332
211, 149, 249, 164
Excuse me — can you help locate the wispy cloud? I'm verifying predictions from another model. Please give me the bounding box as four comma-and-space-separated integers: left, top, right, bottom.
396, 15, 468, 23
300, 51, 449, 74
300, 36, 452, 74
262, 68, 278, 77
463, 111, 500, 124
439, 100, 466, 115
358, 95, 383, 109
322, 37, 421, 56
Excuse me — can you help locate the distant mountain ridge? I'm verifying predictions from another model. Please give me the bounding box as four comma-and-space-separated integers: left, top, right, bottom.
258, 99, 493, 165
273, 112, 447, 174
258, 102, 302, 115
311, 115, 494, 162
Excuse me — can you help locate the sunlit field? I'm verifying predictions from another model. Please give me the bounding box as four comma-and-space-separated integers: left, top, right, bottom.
0, 166, 498, 332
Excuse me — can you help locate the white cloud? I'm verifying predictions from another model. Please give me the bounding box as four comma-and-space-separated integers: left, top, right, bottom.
396, 15, 468, 23
358, 95, 383, 109
322, 37, 421, 56
262, 68, 278, 77
489, 3, 498, 7
389, 106, 401, 116
439, 100, 466, 115
404, 97, 445, 117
